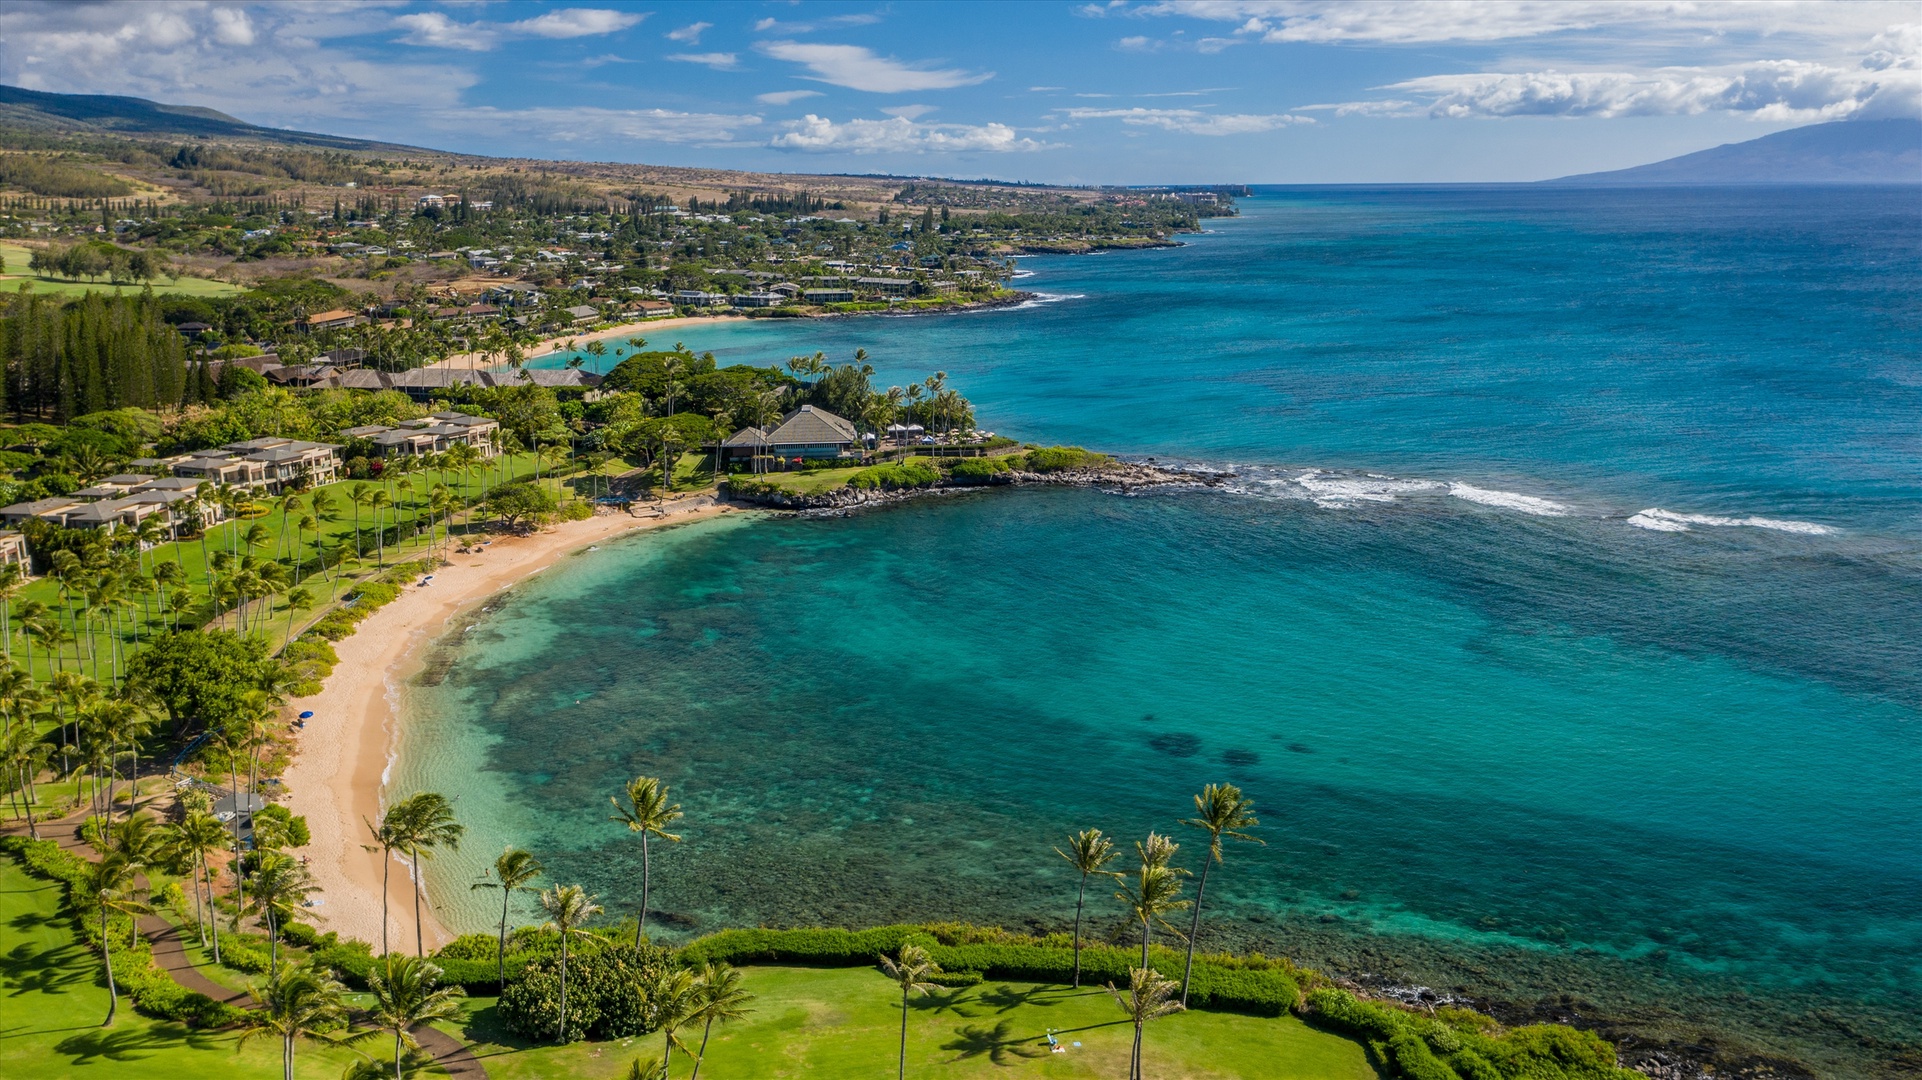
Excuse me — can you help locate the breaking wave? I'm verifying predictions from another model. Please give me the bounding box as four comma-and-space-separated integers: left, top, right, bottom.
1628, 509, 1835, 535
1449, 483, 1568, 516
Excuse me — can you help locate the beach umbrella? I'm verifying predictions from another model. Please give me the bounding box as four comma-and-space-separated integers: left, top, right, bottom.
299, 711, 314, 719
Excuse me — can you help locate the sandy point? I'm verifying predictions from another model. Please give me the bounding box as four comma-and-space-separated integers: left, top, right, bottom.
428, 314, 750, 371
283, 499, 738, 953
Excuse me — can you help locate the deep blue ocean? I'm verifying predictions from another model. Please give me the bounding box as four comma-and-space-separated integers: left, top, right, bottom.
398, 187, 1922, 1075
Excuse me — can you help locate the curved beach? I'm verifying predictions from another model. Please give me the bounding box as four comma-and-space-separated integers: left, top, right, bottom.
283, 500, 737, 951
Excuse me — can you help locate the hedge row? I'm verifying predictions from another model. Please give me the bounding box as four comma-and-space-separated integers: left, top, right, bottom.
676, 926, 1299, 1017
1304, 988, 1635, 1080
847, 461, 942, 491
1, 837, 249, 1028
304, 559, 435, 643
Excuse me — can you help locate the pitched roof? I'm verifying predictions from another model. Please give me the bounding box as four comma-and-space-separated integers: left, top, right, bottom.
722, 426, 768, 447
765, 406, 857, 447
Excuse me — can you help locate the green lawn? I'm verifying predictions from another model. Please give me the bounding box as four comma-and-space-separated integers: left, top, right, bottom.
0, 241, 247, 299
739, 465, 867, 495
448, 966, 1376, 1080
0, 856, 372, 1080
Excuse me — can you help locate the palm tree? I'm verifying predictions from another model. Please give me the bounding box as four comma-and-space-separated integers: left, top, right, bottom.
878, 944, 941, 1079
385, 792, 465, 957
537, 883, 602, 1043
171, 810, 229, 956
84, 854, 150, 1026
369, 490, 393, 567
1055, 828, 1120, 988
239, 961, 357, 1080
249, 853, 318, 976
687, 961, 753, 1080
471, 846, 544, 985
647, 965, 698, 1076
1106, 967, 1185, 1080
1177, 784, 1263, 1005
348, 482, 372, 560
608, 775, 682, 944
366, 954, 468, 1080
1116, 834, 1190, 970
365, 812, 403, 958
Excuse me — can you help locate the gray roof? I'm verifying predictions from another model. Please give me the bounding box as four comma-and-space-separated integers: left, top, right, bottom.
722, 426, 768, 447
1, 497, 75, 517
103, 474, 155, 485
341, 425, 392, 438
765, 406, 857, 447
139, 478, 204, 491
335, 369, 390, 390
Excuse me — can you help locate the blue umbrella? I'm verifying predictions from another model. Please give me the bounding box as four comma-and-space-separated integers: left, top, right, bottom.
299, 711, 314, 719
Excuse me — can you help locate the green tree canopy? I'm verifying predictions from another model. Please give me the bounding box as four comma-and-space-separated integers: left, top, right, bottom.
125, 630, 271, 736
485, 481, 557, 529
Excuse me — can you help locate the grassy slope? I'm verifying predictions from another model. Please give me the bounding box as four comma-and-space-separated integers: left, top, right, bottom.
0, 241, 246, 299
0, 856, 367, 1080
449, 966, 1375, 1080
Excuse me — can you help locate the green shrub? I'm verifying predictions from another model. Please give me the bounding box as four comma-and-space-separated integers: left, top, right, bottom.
947, 457, 1012, 484
847, 462, 941, 491
559, 498, 594, 521
498, 943, 674, 1042
677, 926, 1297, 1017
1021, 446, 1114, 473
1302, 987, 1635, 1080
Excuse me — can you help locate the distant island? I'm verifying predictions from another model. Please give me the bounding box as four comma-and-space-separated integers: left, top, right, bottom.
1548, 118, 1921, 185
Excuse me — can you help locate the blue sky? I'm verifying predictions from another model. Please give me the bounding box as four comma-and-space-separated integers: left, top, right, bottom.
1, 2, 1916, 183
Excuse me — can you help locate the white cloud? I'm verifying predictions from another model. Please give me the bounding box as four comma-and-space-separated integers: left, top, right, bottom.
769, 114, 1045, 153
1136, 1, 1910, 49
757, 41, 991, 93
394, 11, 497, 51
460, 105, 762, 146
881, 104, 937, 120
1117, 35, 1159, 51
1382, 54, 1921, 121
1065, 106, 1313, 134
668, 52, 740, 71
510, 9, 646, 40
756, 89, 824, 106
0, 2, 479, 129
209, 7, 254, 47
394, 6, 641, 51
667, 21, 711, 44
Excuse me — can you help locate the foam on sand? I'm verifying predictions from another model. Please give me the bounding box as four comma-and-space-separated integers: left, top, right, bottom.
1448, 483, 1568, 516
1628, 508, 1835, 535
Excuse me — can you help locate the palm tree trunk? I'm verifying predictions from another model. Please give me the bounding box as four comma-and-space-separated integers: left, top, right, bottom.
1132, 1019, 1144, 1080
1072, 873, 1088, 988
498, 893, 509, 986
1180, 860, 1213, 1007
394, 1028, 404, 1080
381, 849, 391, 958
638, 833, 650, 945
691, 1018, 714, 1080
410, 845, 424, 956
1140, 918, 1151, 970
897, 989, 909, 1080
557, 939, 569, 1044
101, 906, 118, 1026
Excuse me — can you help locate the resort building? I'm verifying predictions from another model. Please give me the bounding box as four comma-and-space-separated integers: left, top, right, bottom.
0, 481, 223, 541
300, 309, 364, 332
854, 276, 916, 296
343, 412, 500, 459
0, 531, 26, 568
160, 437, 343, 492
724, 406, 860, 467
803, 288, 854, 304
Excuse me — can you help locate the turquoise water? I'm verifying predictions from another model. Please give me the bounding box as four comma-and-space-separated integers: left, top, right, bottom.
397, 188, 1922, 1075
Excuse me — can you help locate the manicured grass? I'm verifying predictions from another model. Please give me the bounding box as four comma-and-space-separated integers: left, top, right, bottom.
0, 241, 247, 299
739, 465, 867, 495
446, 965, 1375, 1080
0, 856, 367, 1080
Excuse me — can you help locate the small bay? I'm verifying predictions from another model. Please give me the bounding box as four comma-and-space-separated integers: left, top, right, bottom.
396, 187, 1922, 1076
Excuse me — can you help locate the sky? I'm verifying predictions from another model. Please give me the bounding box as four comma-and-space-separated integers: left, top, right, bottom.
0, 1, 1917, 184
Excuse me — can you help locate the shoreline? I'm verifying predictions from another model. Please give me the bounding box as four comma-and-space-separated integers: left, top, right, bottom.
427, 293, 1035, 371
283, 498, 739, 951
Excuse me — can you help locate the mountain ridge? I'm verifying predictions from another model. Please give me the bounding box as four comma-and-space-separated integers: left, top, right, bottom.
1548, 119, 1922, 185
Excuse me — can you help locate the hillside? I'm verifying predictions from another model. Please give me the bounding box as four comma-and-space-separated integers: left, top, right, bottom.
0, 84, 420, 151
1549, 118, 1922, 185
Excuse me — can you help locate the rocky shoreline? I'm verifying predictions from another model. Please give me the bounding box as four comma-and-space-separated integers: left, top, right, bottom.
723, 459, 1231, 512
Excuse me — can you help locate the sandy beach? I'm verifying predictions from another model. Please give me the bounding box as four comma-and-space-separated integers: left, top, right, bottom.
428, 314, 749, 370
284, 499, 738, 952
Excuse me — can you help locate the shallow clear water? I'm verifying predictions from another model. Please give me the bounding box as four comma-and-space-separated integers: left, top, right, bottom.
397, 187, 1922, 1075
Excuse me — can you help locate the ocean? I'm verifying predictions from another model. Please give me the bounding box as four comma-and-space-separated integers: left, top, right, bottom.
392, 186, 1922, 1076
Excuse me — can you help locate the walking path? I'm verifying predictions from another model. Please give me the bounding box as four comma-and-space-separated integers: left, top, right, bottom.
7, 812, 487, 1078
